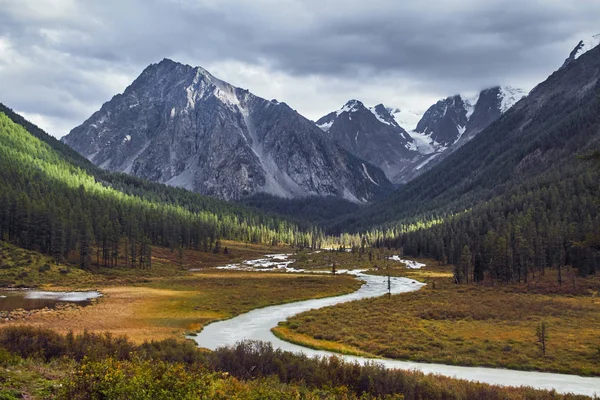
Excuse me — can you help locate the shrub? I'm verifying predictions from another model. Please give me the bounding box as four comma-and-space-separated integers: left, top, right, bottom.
38, 263, 51, 273
57, 358, 214, 400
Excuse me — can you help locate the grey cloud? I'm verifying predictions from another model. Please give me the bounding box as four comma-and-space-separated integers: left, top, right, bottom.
0, 0, 598, 137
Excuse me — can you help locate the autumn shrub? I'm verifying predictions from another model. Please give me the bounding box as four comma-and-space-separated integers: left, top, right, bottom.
206, 341, 586, 400
56, 357, 214, 400
0, 326, 136, 362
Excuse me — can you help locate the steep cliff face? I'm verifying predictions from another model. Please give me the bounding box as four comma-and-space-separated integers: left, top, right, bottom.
62, 59, 390, 201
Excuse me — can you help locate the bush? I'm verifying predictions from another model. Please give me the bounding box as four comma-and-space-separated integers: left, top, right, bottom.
57, 358, 214, 400
38, 263, 51, 273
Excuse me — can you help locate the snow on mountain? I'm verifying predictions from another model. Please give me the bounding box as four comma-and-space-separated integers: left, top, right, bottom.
562, 36, 600, 68
574, 36, 600, 60
389, 107, 423, 132
499, 86, 527, 113
315, 100, 416, 182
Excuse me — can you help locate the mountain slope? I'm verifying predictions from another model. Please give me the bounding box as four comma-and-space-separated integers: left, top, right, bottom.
62, 59, 390, 202
317, 86, 526, 184
0, 107, 321, 272
414, 86, 525, 148
0, 103, 308, 231
315, 100, 417, 181
331, 42, 600, 233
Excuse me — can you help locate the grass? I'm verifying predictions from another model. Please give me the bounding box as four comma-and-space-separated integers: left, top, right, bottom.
275, 258, 600, 376
0, 241, 94, 288
0, 349, 72, 399
0, 240, 362, 343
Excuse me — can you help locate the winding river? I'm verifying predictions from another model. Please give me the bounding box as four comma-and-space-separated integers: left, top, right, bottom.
191, 268, 600, 396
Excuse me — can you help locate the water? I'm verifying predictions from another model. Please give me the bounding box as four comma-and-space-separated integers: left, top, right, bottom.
0, 290, 102, 312
192, 271, 600, 396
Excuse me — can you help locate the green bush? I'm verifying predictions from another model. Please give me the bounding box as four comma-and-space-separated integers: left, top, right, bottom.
38, 263, 51, 273
57, 358, 214, 400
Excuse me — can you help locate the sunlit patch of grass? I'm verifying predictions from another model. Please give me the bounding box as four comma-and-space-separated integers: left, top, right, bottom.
272, 326, 374, 357
276, 259, 600, 376
0, 241, 94, 288
1, 267, 361, 343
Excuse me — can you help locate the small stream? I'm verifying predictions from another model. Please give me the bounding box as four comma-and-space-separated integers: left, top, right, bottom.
191, 256, 600, 396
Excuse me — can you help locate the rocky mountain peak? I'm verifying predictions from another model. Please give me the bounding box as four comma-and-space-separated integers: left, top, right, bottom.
315, 99, 417, 183
370, 104, 398, 127
62, 60, 390, 202
561, 37, 600, 69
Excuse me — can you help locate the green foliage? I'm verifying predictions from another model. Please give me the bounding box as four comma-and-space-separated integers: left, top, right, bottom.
0, 328, 586, 399
57, 358, 214, 400
0, 111, 320, 272
239, 192, 362, 227
324, 80, 600, 284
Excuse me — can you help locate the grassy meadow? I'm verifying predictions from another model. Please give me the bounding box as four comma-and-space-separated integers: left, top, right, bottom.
0, 241, 361, 343
275, 258, 600, 376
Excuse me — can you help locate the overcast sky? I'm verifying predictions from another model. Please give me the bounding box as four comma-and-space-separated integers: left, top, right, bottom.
0, 0, 598, 138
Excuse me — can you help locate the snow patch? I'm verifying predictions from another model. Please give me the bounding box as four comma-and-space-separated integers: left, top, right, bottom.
574, 36, 600, 60
317, 120, 334, 132
368, 106, 394, 126
24, 291, 102, 301
337, 100, 362, 116
499, 86, 527, 113
456, 125, 466, 141
361, 163, 379, 186
463, 93, 479, 119
391, 108, 422, 132
207, 254, 302, 273
407, 130, 441, 155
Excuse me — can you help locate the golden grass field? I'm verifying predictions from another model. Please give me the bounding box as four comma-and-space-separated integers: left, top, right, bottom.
274, 257, 600, 376
0, 241, 361, 343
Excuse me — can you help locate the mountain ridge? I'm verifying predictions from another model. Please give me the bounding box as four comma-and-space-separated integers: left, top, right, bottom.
63, 59, 391, 202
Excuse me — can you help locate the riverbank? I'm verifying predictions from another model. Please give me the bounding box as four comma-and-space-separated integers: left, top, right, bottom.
274, 259, 600, 377
0, 241, 362, 342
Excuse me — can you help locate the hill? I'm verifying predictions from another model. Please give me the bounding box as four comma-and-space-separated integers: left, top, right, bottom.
328, 44, 600, 282
0, 108, 318, 270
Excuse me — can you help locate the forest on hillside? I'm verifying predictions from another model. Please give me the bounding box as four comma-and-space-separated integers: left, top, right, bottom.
0, 112, 321, 270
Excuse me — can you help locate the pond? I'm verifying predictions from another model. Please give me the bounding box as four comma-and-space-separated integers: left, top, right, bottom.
0, 290, 102, 312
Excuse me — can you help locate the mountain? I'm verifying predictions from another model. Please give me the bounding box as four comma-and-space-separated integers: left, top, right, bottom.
331, 41, 600, 234
413, 86, 526, 147
395, 85, 527, 182
389, 107, 422, 132
0, 105, 321, 272
62, 59, 390, 202
316, 86, 525, 184
315, 100, 417, 181
561, 35, 600, 68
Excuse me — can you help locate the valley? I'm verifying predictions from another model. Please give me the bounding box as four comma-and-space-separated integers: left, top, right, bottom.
0, 12, 600, 398
274, 257, 600, 377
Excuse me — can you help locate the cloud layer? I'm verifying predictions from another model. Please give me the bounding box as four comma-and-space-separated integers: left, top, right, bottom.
1, 0, 598, 137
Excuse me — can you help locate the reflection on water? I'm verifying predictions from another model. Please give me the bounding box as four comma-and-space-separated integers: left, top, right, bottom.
0, 290, 101, 312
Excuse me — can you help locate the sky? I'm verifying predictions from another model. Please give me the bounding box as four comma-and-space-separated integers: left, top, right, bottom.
0, 0, 599, 138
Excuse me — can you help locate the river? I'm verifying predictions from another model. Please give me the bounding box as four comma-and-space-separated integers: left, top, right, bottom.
191, 266, 600, 396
